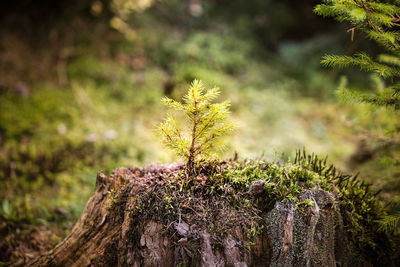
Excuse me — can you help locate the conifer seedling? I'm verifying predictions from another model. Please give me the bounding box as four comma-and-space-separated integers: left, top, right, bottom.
157, 80, 234, 177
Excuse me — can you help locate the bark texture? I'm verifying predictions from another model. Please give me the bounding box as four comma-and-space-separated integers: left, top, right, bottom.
22, 167, 371, 267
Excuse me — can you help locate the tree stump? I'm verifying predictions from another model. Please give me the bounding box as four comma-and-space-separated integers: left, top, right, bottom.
22, 165, 372, 267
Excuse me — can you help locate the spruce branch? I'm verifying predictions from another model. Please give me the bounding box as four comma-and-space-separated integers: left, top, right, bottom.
317, 0, 400, 109
316, 0, 400, 247
377, 213, 400, 234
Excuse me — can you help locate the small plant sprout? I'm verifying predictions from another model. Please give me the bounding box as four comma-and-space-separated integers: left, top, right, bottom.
157, 80, 234, 177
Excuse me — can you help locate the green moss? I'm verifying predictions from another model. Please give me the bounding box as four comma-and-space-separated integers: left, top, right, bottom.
293, 150, 391, 260
108, 189, 117, 206
95, 149, 393, 266
296, 199, 314, 213
209, 159, 329, 205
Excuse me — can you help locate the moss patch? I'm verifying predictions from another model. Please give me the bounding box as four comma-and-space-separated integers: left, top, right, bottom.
107, 151, 395, 264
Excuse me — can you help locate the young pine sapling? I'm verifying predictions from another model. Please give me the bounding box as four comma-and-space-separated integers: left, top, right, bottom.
157, 80, 234, 177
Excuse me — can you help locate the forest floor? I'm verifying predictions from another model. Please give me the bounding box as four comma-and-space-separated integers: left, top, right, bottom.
1, 6, 399, 265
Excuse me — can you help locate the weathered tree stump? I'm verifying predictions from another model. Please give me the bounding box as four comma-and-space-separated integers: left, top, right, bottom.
23, 165, 372, 267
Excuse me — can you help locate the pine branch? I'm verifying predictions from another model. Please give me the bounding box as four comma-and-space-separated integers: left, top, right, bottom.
322, 53, 400, 78
337, 87, 400, 109
379, 54, 400, 66
377, 214, 400, 234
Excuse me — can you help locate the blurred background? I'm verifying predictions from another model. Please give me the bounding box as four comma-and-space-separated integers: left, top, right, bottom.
0, 0, 399, 263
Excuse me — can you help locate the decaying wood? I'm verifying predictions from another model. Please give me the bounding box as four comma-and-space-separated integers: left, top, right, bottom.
21, 167, 370, 267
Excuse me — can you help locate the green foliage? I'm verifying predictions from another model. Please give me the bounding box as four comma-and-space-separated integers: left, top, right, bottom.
108, 189, 118, 206
0, 58, 167, 236
177, 33, 252, 74
157, 80, 234, 174
0, 16, 353, 256
377, 212, 400, 234
321, 52, 399, 78
210, 160, 329, 203
316, 1, 400, 247
296, 199, 314, 213
128, 151, 393, 263
315, 0, 400, 109
293, 150, 391, 255
119, 151, 393, 263
4, 1, 400, 262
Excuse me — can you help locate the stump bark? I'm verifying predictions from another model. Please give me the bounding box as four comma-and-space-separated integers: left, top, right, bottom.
22, 166, 371, 267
